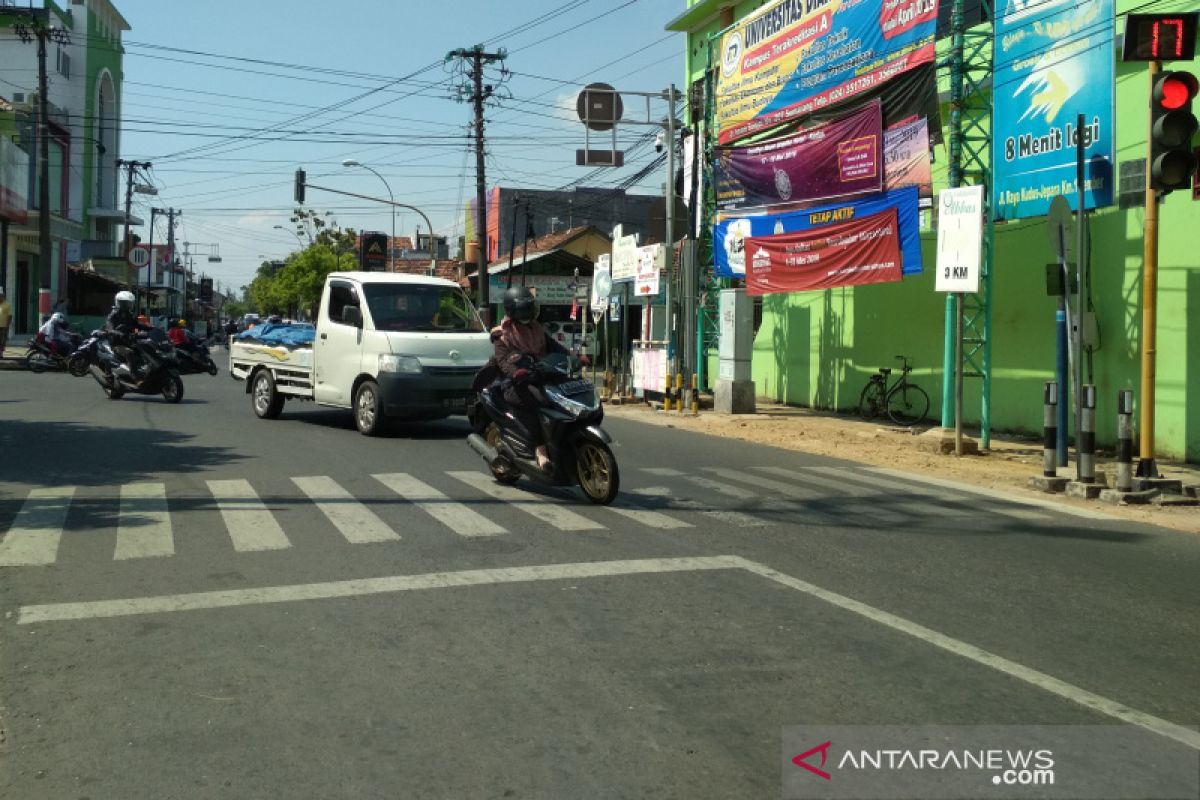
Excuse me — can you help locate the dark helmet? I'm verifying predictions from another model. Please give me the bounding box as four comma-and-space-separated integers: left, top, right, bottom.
502, 286, 538, 324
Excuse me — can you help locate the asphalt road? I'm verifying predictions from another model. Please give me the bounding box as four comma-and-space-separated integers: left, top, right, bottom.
0, 365, 1197, 799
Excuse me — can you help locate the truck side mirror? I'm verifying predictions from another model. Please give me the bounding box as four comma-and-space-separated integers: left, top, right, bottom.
341, 305, 362, 327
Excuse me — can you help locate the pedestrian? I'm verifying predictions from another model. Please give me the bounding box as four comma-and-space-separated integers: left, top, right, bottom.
0, 292, 11, 358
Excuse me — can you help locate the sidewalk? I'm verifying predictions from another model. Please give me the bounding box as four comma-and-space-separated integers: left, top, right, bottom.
0, 338, 30, 369
605, 401, 1200, 534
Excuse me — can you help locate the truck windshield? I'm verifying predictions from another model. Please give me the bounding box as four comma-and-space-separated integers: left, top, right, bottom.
363, 284, 485, 333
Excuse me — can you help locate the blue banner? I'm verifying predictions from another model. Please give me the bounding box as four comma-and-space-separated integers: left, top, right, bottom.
712, 186, 923, 279
992, 0, 1115, 221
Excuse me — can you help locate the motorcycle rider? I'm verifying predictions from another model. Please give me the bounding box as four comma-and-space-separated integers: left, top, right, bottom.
37, 312, 75, 356
105, 290, 154, 376
168, 318, 190, 347
484, 286, 586, 471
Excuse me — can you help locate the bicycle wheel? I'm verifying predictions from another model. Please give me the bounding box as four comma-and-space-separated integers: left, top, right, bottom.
887, 384, 930, 426
858, 379, 885, 421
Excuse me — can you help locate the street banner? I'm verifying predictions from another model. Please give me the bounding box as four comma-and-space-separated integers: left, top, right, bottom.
934, 184, 984, 293
713, 185, 922, 279
745, 208, 902, 295
992, 0, 1115, 220
715, 0, 940, 145
715, 102, 884, 211
884, 116, 933, 203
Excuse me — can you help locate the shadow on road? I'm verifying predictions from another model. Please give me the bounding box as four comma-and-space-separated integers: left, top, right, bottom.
0, 419, 242, 488
278, 408, 470, 440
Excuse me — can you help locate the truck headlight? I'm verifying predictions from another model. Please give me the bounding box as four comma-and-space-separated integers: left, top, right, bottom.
379, 354, 422, 374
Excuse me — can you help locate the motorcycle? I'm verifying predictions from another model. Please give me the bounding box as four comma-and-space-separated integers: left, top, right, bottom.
86, 327, 185, 403
66, 330, 105, 377
173, 333, 219, 376
24, 331, 81, 373
467, 352, 619, 505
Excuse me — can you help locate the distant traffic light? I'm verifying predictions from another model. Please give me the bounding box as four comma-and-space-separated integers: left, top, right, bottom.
294, 168, 306, 204
1149, 71, 1199, 192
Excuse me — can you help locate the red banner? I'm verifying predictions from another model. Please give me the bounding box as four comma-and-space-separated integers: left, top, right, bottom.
744, 208, 903, 295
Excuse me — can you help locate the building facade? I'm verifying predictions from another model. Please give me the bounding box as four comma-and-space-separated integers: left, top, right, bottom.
669, 0, 1200, 462
0, 0, 129, 334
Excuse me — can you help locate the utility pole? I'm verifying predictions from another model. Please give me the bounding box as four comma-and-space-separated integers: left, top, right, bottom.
446, 45, 508, 325
117, 158, 152, 312
165, 209, 178, 317
13, 10, 70, 322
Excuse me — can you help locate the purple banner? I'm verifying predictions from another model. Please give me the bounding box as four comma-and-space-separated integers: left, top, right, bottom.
716, 101, 883, 211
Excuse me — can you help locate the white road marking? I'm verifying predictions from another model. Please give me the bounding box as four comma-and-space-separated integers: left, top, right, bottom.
18, 556, 741, 623
701, 467, 823, 500
447, 471, 603, 531
373, 473, 505, 537
753, 465, 874, 497
737, 559, 1200, 752
642, 467, 756, 500
290, 476, 399, 543
862, 467, 1113, 521
206, 479, 291, 552
604, 489, 694, 529
0, 487, 75, 567
631, 487, 768, 528
17, 552, 1198, 753
114, 483, 174, 560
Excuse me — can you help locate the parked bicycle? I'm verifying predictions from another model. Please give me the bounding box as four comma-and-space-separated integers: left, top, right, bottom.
859, 356, 929, 426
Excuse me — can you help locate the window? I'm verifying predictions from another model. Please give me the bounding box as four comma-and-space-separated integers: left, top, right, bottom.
363, 283, 484, 333
326, 281, 360, 326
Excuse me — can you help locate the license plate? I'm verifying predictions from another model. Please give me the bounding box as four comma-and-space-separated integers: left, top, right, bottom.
557, 379, 591, 395
443, 397, 467, 409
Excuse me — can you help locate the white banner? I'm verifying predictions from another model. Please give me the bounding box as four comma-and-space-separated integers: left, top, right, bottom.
934, 185, 983, 293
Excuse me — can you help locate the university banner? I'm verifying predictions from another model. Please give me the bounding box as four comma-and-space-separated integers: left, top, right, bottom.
992, 0, 1115, 220
715, 102, 884, 211
715, 0, 940, 145
713, 185, 923, 279
744, 207, 902, 295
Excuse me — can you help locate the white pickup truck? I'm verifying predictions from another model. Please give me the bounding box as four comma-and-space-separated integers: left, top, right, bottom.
230, 272, 492, 435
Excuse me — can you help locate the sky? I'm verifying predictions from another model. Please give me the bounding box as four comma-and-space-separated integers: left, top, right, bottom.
113, 0, 687, 294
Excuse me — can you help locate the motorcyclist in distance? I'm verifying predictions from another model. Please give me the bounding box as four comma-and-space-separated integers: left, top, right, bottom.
167, 318, 190, 347
105, 290, 154, 375
37, 312, 75, 355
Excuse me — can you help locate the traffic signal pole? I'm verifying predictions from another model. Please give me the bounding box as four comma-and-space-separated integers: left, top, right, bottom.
1137, 60, 1162, 478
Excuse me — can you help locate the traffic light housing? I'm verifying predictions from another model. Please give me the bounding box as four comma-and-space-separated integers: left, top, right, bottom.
294, 168, 306, 204
1149, 71, 1199, 192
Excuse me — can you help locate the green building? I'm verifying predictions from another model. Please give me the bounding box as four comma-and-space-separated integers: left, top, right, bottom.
668, 0, 1200, 463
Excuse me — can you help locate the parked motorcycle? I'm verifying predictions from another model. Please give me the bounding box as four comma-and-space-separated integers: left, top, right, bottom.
467, 352, 619, 504
86, 327, 185, 403
24, 332, 82, 373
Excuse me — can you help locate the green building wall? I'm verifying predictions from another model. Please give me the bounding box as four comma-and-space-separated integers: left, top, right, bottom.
676, 0, 1200, 462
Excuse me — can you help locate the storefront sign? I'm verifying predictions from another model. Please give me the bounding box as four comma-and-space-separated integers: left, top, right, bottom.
992, 0, 1115, 220
611, 226, 640, 283
489, 275, 578, 305
716, 102, 884, 210
716, 0, 940, 144
745, 208, 902, 295
634, 244, 664, 297
713, 185, 923, 279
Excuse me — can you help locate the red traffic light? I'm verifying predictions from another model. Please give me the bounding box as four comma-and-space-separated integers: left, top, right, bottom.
1156, 72, 1199, 110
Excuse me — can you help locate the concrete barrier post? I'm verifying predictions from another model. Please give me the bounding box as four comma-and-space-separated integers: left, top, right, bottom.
1079, 384, 1096, 483
1116, 389, 1134, 492
1043, 381, 1058, 478
690, 372, 699, 416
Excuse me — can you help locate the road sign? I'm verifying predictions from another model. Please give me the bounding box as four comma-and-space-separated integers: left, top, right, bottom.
591, 256, 612, 313
1047, 195, 1074, 261
635, 243, 664, 298
576, 82, 623, 131
611, 226, 639, 283
127, 245, 150, 269
934, 185, 984, 293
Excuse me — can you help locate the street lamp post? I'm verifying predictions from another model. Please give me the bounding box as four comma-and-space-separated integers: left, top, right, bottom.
342, 160, 394, 269
274, 225, 306, 247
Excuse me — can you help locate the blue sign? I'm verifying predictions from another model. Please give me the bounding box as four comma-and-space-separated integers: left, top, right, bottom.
992, 0, 1115, 221
712, 186, 924, 279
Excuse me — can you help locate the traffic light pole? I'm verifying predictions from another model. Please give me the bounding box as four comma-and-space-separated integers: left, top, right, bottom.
1137, 60, 1162, 478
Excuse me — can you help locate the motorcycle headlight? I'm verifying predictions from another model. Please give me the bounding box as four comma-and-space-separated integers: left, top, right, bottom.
379, 354, 422, 374
544, 384, 598, 415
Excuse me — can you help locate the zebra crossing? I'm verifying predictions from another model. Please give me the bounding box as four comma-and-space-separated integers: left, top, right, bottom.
0, 465, 1058, 568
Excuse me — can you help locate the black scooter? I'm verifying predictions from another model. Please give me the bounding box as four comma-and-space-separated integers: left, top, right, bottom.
467, 352, 619, 504
87, 327, 185, 403
173, 332, 219, 376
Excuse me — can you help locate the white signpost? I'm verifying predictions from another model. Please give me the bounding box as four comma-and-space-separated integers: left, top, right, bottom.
934, 185, 984, 293
634, 243, 664, 298
591, 254, 612, 314
611, 225, 640, 283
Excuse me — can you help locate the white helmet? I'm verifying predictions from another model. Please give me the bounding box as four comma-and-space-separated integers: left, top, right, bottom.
50, 312, 66, 325
115, 290, 135, 311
